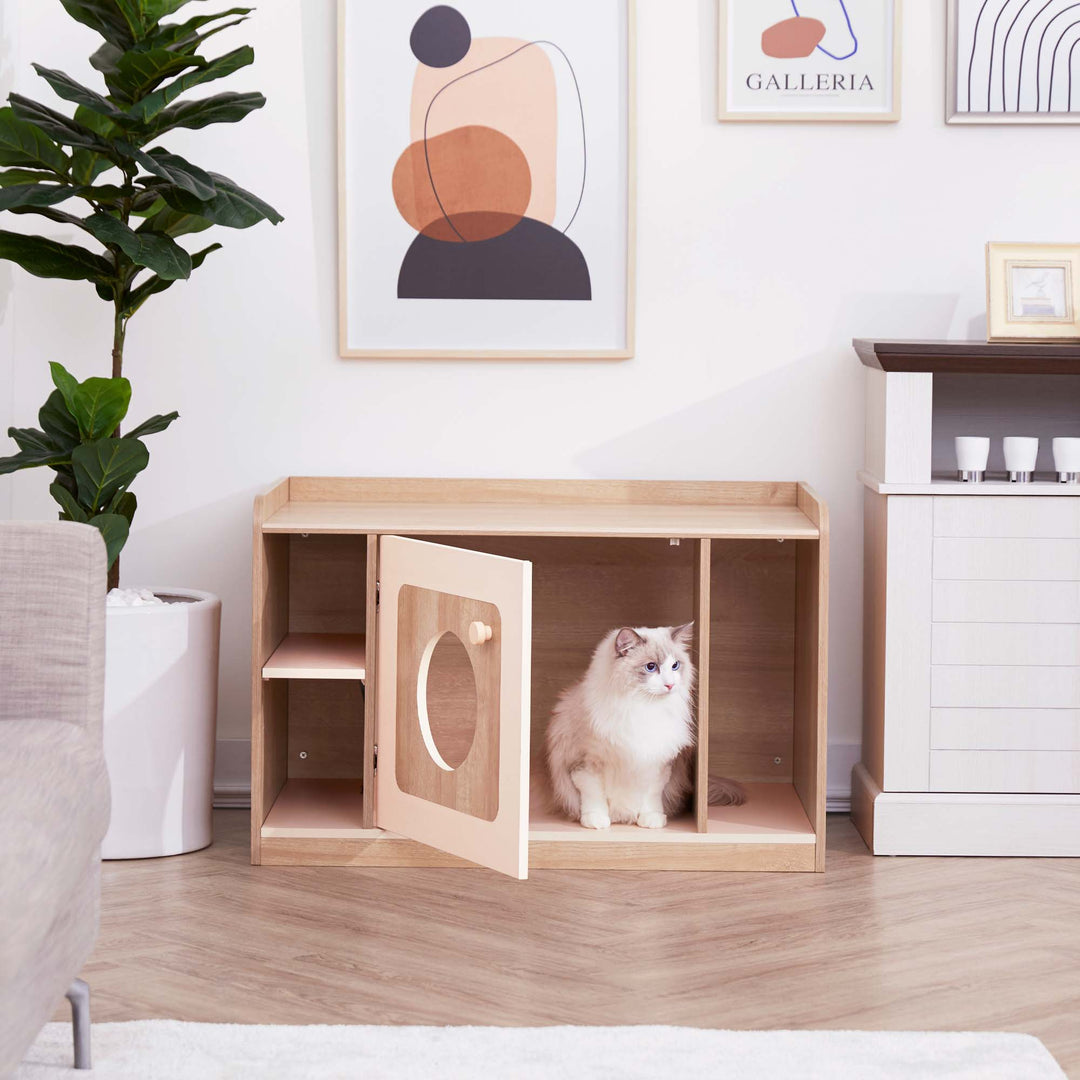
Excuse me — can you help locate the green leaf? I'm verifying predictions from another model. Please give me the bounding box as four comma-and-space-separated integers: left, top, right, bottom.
9, 96, 119, 158
137, 201, 213, 237
0, 231, 113, 283
0, 108, 70, 173
115, 0, 199, 40
50, 480, 89, 523
157, 171, 281, 229
58, 0, 137, 49
153, 90, 265, 135
0, 445, 71, 476
105, 48, 202, 103
122, 241, 220, 315
83, 212, 192, 279
128, 46, 254, 122
123, 410, 179, 440
90, 42, 125, 75
131, 146, 215, 199
8, 427, 57, 455
72, 437, 149, 512
31, 65, 131, 125
108, 489, 137, 524
70, 106, 125, 184
49, 362, 82, 416
71, 376, 133, 440
88, 513, 129, 569
0, 183, 75, 213
39, 389, 81, 450
0, 168, 59, 187
142, 8, 252, 53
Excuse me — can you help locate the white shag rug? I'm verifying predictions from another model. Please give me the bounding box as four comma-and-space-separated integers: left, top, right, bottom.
15, 1023, 1065, 1080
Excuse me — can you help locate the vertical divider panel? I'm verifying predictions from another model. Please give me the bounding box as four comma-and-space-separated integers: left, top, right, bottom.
251, 479, 291, 864
363, 534, 379, 829
794, 484, 829, 872
694, 538, 711, 832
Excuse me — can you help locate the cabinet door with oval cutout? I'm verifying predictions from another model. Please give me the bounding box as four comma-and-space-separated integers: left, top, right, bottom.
376, 536, 532, 879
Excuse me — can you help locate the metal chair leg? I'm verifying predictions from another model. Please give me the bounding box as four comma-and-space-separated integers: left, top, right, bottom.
64, 978, 91, 1070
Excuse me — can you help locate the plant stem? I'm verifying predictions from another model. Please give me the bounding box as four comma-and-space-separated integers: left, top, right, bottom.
109, 296, 125, 593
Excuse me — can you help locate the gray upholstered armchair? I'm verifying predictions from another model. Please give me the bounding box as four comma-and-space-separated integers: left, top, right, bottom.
0, 522, 112, 1076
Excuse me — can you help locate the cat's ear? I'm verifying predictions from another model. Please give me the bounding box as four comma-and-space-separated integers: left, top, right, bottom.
672, 622, 694, 646
614, 627, 644, 657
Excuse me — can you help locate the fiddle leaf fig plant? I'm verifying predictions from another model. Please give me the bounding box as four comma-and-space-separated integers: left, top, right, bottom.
0, 0, 282, 589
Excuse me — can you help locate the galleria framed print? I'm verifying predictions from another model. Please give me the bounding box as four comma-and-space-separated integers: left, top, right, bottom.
986, 243, 1080, 342
338, 0, 636, 360
718, 0, 901, 122
948, 0, 1080, 124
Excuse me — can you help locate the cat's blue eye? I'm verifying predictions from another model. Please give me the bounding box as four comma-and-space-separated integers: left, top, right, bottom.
645, 662, 657, 672
671, 661, 680, 670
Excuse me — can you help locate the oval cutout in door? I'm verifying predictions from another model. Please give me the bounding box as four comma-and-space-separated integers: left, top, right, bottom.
418, 630, 479, 771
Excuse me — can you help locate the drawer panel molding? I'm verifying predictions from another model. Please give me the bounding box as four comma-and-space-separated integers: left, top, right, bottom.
933, 538, 1080, 582
934, 497, 1080, 539
933, 580, 1080, 623
931, 623, 1080, 666
932, 708, 1080, 751
930, 750, 1080, 794
932, 665, 1080, 709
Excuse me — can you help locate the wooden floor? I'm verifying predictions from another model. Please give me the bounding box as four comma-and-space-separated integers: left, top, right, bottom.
72, 811, 1079, 1075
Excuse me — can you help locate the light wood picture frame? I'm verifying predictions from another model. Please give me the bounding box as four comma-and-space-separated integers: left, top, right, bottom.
338, 0, 636, 360
947, 0, 1080, 124
718, 0, 902, 123
986, 242, 1080, 342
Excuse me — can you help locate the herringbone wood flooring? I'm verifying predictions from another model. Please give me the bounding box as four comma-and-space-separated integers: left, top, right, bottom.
70, 811, 1079, 1074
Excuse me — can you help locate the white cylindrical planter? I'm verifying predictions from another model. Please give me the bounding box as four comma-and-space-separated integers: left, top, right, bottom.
102, 589, 221, 859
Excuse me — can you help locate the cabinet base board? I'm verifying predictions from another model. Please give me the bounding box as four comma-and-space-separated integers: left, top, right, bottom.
852, 763, 1080, 857
257, 835, 820, 872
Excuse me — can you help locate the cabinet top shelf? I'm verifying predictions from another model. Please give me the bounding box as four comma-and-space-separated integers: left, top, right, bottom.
256, 479, 825, 540
854, 338, 1080, 374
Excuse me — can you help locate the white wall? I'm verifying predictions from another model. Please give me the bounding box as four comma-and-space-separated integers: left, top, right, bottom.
4, 1, 1077, 793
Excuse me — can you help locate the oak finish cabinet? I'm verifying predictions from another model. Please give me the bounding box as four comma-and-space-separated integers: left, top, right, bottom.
854, 340, 1080, 857
252, 478, 828, 878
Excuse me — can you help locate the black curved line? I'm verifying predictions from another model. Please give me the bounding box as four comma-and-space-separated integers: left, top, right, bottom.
1048, 18, 1080, 107
1002, 0, 1041, 110
967, 0, 995, 111
1036, 2, 1080, 110
1070, 32, 1080, 105
422, 40, 587, 244
1017, 0, 1059, 112
989, 0, 1025, 110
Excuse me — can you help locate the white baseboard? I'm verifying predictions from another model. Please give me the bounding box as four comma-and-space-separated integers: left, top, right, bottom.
215, 737, 862, 813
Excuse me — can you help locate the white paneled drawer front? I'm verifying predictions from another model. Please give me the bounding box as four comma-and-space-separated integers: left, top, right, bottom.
934, 497, 1080, 539
933, 580, 1080, 623
929, 750, 1080, 794
932, 666, 1080, 709
932, 623, 1080, 666
933, 538, 1080, 581
932, 709, 1080, 751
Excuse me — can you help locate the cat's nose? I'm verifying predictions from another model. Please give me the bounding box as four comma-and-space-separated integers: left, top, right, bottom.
664, 683, 674, 691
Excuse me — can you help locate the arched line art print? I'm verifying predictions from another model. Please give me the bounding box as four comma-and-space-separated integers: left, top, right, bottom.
957, 0, 1080, 115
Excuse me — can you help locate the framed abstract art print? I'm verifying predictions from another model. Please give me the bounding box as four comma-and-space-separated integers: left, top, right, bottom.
338, 1, 636, 359
948, 0, 1080, 123
718, 0, 901, 122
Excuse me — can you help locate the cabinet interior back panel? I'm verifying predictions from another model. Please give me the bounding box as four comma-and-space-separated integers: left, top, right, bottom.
287, 680, 364, 780
931, 373, 1080, 477
289, 535, 367, 634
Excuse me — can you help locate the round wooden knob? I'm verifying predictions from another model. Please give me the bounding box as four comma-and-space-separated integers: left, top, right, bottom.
468, 621, 493, 645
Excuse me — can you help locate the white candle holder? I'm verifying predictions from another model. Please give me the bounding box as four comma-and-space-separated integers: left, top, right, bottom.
955, 436, 990, 483
1003, 436, 1039, 483
1053, 437, 1080, 484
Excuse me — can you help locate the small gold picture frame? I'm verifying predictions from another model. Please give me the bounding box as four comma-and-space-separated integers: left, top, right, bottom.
986, 242, 1080, 342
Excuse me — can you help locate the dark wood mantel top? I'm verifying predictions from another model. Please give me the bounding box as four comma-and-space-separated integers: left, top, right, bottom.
854, 339, 1080, 375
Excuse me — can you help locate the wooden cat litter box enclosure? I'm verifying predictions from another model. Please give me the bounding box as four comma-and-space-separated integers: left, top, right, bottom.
251, 479, 828, 878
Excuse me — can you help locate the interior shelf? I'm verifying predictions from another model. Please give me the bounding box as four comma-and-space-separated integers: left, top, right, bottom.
860, 471, 1080, 497
262, 633, 367, 680
261, 500, 820, 540
262, 779, 370, 838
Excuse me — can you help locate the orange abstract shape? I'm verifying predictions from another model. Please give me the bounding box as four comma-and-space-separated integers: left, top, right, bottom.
761, 16, 826, 59
411, 37, 557, 227
392, 124, 532, 243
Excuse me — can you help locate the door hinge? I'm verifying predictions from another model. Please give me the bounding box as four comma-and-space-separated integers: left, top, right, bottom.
373, 744, 378, 772
375, 580, 380, 610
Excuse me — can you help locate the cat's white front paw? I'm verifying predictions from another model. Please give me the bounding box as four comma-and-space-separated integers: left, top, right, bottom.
636, 811, 667, 829
580, 811, 611, 830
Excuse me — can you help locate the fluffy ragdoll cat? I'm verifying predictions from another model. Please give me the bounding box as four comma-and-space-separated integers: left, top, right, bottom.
546, 624, 747, 830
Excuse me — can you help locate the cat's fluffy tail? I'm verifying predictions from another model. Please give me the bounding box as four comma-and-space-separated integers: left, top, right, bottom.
708, 776, 748, 806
